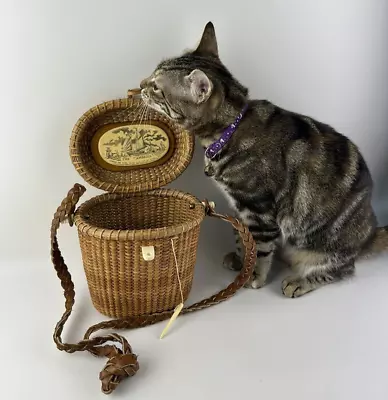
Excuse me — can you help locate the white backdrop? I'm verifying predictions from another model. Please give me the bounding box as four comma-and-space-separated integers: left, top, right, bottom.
1, 2, 388, 400
1, 0, 387, 263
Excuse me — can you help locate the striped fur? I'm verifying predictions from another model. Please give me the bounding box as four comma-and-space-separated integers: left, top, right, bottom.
140, 22, 388, 297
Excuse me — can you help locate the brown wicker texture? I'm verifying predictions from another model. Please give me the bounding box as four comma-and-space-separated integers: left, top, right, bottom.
74, 190, 205, 318
68, 90, 202, 319
70, 90, 194, 193
51, 184, 256, 394
51, 90, 256, 393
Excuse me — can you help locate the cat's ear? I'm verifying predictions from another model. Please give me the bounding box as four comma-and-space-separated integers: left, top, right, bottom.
186, 69, 213, 104
194, 21, 218, 57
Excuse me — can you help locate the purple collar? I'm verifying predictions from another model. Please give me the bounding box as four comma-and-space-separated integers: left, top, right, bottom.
204, 104, 249, 160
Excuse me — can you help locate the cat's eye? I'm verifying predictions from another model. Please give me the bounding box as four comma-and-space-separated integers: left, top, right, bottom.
153, 82, 159, 91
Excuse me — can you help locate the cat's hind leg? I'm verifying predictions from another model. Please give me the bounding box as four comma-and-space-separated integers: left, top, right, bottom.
281, 248, 355, 298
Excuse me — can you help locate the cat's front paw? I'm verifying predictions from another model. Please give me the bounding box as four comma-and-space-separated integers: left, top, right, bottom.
244, 273, 266, 289
223, 252, 242, 271
282, 276, 313, 298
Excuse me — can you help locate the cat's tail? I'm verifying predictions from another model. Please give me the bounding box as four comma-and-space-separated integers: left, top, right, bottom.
358, 226, 388, 259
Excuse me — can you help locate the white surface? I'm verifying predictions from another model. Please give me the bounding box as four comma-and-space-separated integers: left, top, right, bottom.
3, 252, 388, 399
1, 1, 388, 399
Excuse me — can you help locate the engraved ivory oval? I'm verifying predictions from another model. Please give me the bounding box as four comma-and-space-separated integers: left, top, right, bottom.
97, 124, 171, 168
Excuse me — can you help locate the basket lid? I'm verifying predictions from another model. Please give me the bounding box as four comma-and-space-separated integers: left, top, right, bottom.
70, 89, 194, 193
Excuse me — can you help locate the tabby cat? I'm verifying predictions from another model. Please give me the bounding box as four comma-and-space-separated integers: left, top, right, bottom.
140, 22, 388, 297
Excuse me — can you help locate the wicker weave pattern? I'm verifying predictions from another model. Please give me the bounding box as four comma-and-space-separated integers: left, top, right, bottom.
50, 88, 257, 393
75, 190, 204, 318
68, 92, 201, 318
51, 184, 256, 394
70, 96, 194, 193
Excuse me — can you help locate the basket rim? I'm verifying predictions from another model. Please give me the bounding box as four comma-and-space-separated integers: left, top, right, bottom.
73, 189, 205, 241
69, 93, 194, 193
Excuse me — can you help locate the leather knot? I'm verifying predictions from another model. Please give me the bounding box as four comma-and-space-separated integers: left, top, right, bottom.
100, 352, 139, 394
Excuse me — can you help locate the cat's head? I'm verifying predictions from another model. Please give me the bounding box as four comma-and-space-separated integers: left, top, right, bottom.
140, 22, 248, 131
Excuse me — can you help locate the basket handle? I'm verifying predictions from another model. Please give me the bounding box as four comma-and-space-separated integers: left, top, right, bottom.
127, 88, 142, 98
50, 184, 256, 394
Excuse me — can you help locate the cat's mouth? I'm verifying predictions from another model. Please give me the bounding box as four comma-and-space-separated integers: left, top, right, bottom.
141, 89, 162, 114
140, 89, 151, 104
141, 89, 182, 121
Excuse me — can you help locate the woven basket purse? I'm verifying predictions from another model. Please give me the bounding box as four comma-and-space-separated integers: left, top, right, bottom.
50, 89, 256, 394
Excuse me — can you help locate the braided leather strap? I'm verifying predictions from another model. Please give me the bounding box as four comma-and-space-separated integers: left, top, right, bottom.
51, 184, 256, 394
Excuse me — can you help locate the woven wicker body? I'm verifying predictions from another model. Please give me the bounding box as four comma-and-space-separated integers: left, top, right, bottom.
75, 190, 204, 318
50, 90, 256, 394
69, 90, 204, 318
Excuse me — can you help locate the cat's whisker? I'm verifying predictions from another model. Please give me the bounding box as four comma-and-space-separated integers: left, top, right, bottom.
140, 103, 150, 126
131, 102, 141, 122
137, 104, 145, 125
139, 105, 146, 126
132, 101, 143, 116
144, 104, 150, 125
136, 96, 146, 114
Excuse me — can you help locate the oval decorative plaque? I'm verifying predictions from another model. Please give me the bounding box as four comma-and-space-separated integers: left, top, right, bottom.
91, 121, 175, 171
